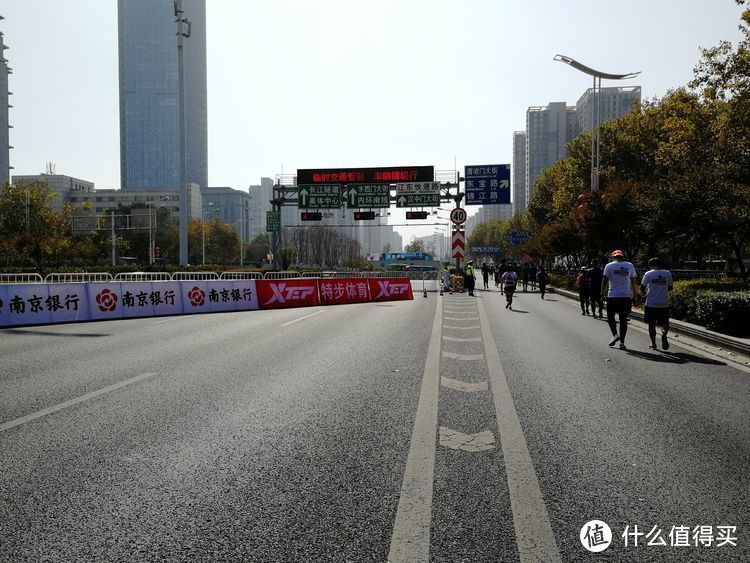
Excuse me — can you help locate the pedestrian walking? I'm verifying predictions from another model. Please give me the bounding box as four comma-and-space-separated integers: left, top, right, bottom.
586, 260, 604, 318
536, 266, 548, 299
640, 257, 674, 350
481, 262, 490, 290
601, 250, 637, 350
501, 268, 519, 310
575, 266, 590, 315
464, 260, 476, 296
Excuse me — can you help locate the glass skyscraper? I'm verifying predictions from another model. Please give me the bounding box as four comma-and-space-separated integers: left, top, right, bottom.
118, 0, 207, 191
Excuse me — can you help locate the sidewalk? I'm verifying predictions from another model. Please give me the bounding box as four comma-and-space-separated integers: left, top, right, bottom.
550, 286, 750, 368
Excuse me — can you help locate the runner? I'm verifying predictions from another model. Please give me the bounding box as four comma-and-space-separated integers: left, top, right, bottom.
601, 250, 637, 350
522, 264, 531, 292
640, 257, 674, 350
575, 266, 590, 315
536, 266, 548, 299
586, 259, 604, 318
501, 267, 519, 310
481, 262, 490, 290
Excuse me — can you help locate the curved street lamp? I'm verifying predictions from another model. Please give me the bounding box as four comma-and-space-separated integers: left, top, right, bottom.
553, 54, 640, 191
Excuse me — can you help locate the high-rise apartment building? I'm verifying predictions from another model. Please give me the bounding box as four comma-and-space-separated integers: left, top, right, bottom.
576, 86, 641, 133
0, 19, 11, 186
525, 102, 579, 206
522, 86, 640, 209
118, 0, 207, 191
512, 131, 526, 214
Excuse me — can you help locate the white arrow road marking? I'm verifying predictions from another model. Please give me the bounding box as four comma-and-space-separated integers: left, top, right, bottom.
442, 352, 484, 361
439, 427, 495, 452
0, 372, 158, 432
441, 377, 489, 393
477, 299, 561, 562
442, 325, 480, 330
442, 336, 481, 342
388, 295, 442, 562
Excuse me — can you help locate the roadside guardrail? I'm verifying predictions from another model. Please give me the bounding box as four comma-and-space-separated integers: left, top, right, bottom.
44, 273, 113, 283
0, 273, 43, 284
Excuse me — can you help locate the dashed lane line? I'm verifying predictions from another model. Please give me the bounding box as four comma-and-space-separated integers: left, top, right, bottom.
477, 297, 562, 562
279, 309, 326, 327
0, 372, 158, 433
388, 294, 443, 563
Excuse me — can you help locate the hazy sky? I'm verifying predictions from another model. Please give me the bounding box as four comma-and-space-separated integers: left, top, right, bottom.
1, 1, 745, 240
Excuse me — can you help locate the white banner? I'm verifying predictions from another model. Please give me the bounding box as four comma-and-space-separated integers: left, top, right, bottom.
48, 283, 89, 324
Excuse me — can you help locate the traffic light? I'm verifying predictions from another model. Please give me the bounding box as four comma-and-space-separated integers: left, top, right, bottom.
155, 246, 160, 259
301, 212, 322, 221
354, 211, 376, 220
406, 211, 429, 220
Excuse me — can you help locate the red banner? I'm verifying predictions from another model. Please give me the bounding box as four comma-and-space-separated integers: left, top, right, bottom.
368, 278, 414, 302
318, 278, 371, 305
256, 279, 320, 309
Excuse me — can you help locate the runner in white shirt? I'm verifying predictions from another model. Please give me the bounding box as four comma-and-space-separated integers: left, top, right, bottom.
601, 250, 637, 349
640, 257, 674, 350
501, 268, 519, 310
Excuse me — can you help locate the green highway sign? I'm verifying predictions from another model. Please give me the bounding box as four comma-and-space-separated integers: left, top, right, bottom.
347, 184, 390, 208
297, 184, 342, 209
396, 193, 440, 207
266, 211, 280, 232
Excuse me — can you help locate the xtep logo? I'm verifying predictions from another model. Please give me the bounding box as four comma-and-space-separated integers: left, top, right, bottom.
264, 283, 316, 305
375, 281, 410, 299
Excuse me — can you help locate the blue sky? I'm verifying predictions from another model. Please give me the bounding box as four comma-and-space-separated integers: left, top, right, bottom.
1, 0, 745, 239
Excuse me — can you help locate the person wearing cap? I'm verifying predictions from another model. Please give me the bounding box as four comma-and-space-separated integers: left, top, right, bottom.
640, 257, 674, 350
464, 260, 476, 296
601, 250, 637, 349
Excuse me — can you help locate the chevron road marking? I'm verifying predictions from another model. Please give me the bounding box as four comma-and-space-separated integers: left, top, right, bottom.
442, 351, 484, 361
442, 336, 481, 342
439, 427, 495, 452
440, 377, 489, 393
442, 325, 480, 330
477, 298, 561, 562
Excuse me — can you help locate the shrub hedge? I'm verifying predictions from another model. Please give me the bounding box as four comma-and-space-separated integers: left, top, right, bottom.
669, 279, 748, 324
694, 291, 750, 337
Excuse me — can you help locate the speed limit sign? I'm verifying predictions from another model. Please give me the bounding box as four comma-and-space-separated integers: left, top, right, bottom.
450, 207, 467, 225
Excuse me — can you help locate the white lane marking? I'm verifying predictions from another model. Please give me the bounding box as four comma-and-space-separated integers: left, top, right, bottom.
477, 299, 562, 562
443, 316, 478, 321
442, 351, 484, 361
388, 295, 442, 563
443, 308, 476, 312
441, 377, 489, 392
442, 336, 481, 342
279, 309, 326, 327
443, 325, 480, 330
439, 427, 495, 452
0, 372, 158, 433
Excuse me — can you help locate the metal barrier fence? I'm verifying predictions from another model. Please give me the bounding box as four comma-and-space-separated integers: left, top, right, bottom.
171, 272, 220, 281
264, 271, 302, 280
44, 272, 113, 283
3, 270, 437, 284
0, 273, 44, 284
220, 271, 264, 280
114, 272, 173, 282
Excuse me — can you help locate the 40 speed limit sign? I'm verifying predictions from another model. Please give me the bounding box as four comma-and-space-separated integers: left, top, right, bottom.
450, 207, 467, 225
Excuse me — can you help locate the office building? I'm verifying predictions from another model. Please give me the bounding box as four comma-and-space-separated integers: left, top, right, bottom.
248, 177, 274, 240
118, 0, 207, 191
512, 131, 527, 214
12, 174, 96, 212
0, 20, 10, 186
201, 186, 253, 243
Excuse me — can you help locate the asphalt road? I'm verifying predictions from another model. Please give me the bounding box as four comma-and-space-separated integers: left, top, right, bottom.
1, 288, 748, 562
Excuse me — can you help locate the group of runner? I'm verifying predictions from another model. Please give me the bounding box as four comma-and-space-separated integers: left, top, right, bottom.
461, 250, 674, 351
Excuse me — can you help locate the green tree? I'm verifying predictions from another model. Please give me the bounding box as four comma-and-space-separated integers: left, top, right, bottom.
405, 239, 427, 253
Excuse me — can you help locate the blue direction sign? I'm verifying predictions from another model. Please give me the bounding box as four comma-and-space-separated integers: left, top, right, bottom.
510, 230, 531, 245
464, 164, 510, 205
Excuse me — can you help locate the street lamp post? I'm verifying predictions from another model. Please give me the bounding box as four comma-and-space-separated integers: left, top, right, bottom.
553, 55, 640, 190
